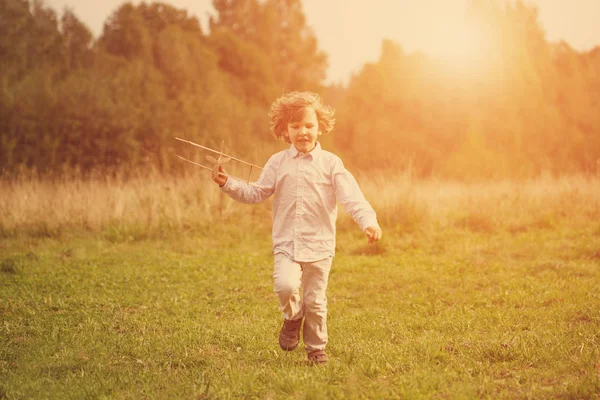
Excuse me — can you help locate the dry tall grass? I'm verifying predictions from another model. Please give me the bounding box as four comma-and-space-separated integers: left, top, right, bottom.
353, 172, 600, 234
0, 171, 230, 236
1, 170, 599, 237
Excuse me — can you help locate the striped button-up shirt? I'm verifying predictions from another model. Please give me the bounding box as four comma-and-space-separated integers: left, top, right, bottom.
221, 142, 379, 262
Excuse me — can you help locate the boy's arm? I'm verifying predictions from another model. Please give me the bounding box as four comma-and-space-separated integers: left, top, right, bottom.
332, 158, 382, 244
216, 155, 277, 204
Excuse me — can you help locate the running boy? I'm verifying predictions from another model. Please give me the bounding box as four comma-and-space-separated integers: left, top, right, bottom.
211, 91, 382, 364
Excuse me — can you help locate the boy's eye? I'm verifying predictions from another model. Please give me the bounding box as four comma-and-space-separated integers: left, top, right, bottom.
306, 124, 314, 129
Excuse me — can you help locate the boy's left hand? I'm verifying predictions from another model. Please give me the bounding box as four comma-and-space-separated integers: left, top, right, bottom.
364, 226, 382, 245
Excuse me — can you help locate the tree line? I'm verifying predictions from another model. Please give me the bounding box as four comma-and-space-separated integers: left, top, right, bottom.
1, 0, 598, 179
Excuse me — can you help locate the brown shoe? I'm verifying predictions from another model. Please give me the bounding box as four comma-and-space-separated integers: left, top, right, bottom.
307, 350, 328, 365
279, 318, 302, 351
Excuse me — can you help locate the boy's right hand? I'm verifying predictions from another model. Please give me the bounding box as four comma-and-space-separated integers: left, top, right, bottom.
211, 164, 228, 187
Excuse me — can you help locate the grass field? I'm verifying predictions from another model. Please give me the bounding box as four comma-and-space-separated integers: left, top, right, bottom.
1, 173, 600, 399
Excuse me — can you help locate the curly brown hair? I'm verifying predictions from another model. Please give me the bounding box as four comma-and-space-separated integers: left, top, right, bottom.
268, 91, 336, 143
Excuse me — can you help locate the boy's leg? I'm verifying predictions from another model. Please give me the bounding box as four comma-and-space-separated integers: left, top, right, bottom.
273, 254, 303, 350
273, 253, 304, 321
301, 257, 333, 354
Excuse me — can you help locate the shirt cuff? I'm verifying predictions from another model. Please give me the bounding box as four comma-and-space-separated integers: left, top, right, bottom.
360, 217, 380, 232
219, 177, 235, 193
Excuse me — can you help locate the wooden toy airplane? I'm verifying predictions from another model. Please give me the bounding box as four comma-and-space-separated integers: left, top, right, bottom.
175, 137, 264, 186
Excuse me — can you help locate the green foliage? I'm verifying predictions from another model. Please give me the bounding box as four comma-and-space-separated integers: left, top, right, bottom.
61, 9, 94, 69
208, 27, 277, 105
0, 0, 599, 179
1, 0, 327, 175
336, 0, 600, 178
209, 0, 327, 91
99, 3, 153, 62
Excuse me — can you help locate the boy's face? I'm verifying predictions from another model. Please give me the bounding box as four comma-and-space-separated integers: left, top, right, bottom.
286, 107, 320, 153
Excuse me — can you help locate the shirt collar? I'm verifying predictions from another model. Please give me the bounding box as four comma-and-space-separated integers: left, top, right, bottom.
287, 141, 323, 160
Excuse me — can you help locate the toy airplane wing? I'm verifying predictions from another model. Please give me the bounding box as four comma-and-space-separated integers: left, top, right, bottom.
175, 137, 264, 184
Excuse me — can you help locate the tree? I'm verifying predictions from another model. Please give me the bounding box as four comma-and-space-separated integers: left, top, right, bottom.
98, 3, 153, 62
208, 26, 277, 105
61, 9, 93, 69
209, 0, 327, 91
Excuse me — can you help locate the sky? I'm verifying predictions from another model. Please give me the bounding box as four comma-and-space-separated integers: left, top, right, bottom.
45, 0, 600, 84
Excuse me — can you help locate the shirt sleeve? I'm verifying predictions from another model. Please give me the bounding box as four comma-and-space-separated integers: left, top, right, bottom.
220, 154, 277, 204
332, 157, 380, 231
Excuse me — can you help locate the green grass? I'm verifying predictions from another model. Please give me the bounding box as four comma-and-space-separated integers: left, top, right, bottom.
1, 218, 599, 399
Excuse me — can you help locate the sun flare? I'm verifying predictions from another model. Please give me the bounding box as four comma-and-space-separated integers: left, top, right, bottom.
429, 17, 488, 71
